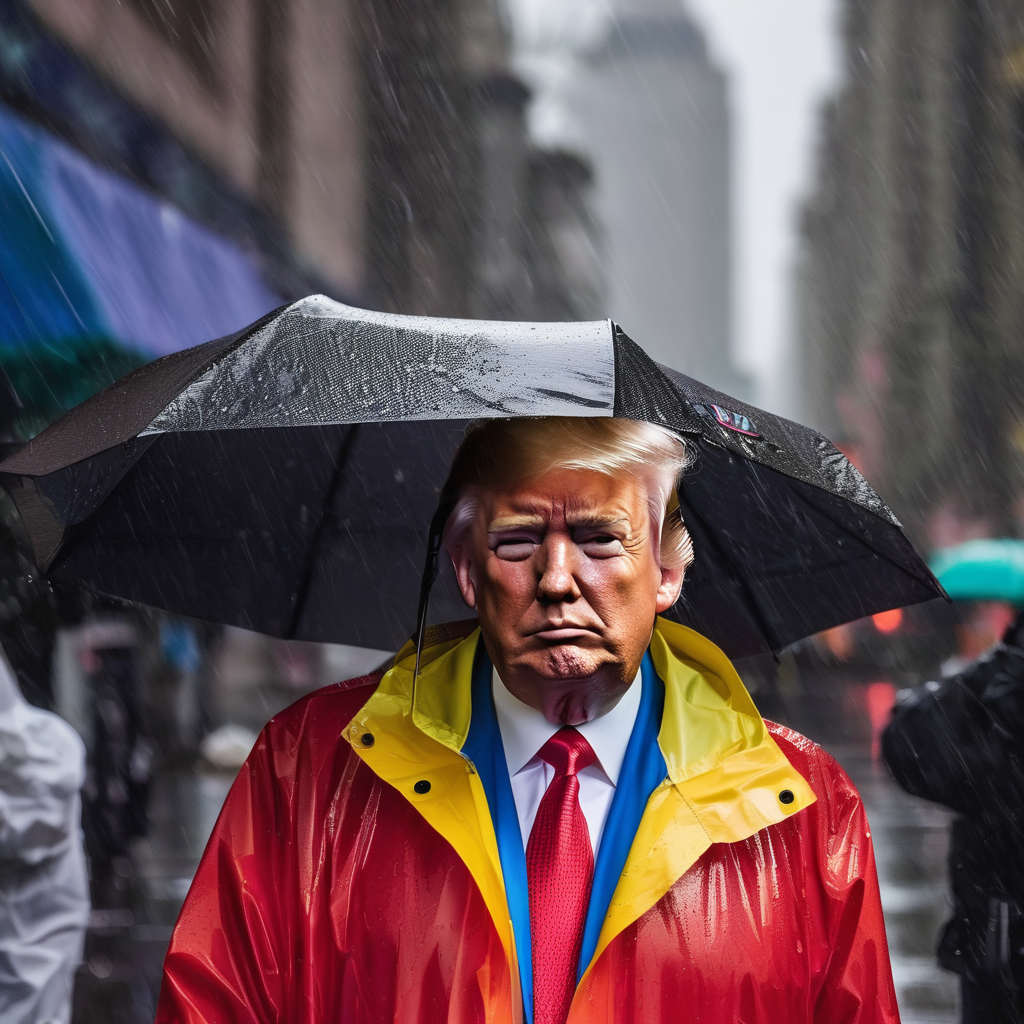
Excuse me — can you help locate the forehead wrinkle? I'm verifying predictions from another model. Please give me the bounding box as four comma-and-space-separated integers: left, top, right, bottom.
484, 476, 644, 532
563, 489, 637, 525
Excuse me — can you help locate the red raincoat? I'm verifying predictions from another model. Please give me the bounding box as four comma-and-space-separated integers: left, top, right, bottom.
156, 620, 900, 1023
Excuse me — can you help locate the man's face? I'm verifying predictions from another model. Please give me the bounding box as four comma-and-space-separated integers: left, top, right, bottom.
451, 467, 683, 724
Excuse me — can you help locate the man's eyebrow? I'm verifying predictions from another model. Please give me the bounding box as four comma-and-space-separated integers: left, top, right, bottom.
565, 512, 630, 530
487, 513, 546, 533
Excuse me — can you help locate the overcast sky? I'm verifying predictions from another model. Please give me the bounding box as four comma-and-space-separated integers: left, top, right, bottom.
685, 0, 842, 415
506, 0, 843, 416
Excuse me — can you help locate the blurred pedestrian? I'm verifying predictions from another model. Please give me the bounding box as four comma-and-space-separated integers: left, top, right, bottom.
883, 610, 1024, 1024
0, 646, 90, 1024
78, 624, 152, 910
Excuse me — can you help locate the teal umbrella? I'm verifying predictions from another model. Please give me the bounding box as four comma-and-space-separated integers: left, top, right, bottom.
929, 539, 1024, 605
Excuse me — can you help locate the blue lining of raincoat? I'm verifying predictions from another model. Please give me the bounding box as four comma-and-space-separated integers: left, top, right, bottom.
464, 643, 535, 1020
577, 652, 666, 980
463, 643, 666, 1019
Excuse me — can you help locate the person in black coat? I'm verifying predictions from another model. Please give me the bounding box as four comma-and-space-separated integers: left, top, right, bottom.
883, 611, 1024, 1024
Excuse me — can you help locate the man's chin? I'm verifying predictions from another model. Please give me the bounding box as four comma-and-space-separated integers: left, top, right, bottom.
531, 643, 603, 681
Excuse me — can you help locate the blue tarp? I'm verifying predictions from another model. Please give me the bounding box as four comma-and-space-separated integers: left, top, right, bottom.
0, 104, 283, 431
0, 103, 282, 357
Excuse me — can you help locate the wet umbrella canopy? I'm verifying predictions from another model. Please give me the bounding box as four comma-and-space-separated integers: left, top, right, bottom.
0, 295, 942, 656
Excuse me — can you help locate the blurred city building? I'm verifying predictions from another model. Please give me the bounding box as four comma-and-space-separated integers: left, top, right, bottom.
358, 0, 601, 321
0, 2, 604, 1019
1, 0, 599, 438
506, 0, 749, 397
796, 9, 1024, 1011
797, 0, 1024, 548
572, 0, 749, 397
0, 0, 604, 720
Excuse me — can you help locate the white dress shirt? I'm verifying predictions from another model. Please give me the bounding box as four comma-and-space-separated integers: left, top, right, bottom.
491, 666, 642, 855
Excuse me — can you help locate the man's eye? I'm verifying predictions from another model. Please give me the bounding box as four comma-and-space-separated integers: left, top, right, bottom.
579, 535, 624, 557
493, 539, 537, 561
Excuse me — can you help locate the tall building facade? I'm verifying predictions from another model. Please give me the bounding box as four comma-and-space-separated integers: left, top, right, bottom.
572, 0, 748, 397
797, 0, 1024, 546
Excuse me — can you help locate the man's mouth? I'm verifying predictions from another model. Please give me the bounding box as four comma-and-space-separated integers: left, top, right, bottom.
529, 625, 601, 642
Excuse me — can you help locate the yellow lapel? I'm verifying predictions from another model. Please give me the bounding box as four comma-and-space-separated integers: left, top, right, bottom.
343, 628, 522, 1010
581, 617, 816, 978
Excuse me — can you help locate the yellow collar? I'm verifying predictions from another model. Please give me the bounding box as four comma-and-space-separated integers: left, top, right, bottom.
343, 617, 815, 985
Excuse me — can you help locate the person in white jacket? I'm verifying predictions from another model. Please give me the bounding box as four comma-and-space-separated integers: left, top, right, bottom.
0, 650, 90, 1024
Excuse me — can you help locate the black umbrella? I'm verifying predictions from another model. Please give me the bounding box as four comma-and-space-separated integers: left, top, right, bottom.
0, 296, 943, 657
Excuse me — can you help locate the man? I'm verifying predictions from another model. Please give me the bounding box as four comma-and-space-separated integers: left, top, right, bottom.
884, 611, 1024, 1024
156, 417, 899, 1023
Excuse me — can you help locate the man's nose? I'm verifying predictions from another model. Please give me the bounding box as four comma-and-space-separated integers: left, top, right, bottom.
536, 535, 581, 604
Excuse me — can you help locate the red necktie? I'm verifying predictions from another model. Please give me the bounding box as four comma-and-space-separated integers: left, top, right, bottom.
526, 727, 596, 1024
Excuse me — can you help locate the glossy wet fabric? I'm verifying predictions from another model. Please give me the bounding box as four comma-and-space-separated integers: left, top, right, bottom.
156, 623, 899, 1024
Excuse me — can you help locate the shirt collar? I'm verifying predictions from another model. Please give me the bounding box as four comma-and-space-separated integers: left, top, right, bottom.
491, 664, 642, 785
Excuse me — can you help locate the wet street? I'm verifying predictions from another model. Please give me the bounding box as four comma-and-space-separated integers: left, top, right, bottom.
831, 744, 958, 1023
72, 769, 234, 1022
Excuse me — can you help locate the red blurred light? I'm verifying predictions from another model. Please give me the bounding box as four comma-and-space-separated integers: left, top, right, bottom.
871, 608, 903, 633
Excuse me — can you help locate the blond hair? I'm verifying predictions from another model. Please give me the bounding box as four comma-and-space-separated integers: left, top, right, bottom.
441, 417, 694, 572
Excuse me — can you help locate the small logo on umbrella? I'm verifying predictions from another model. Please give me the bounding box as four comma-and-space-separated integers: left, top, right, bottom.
709, 404, 760, 438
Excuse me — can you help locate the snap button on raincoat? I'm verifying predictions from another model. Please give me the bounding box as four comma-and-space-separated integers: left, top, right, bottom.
155, 618, 899, 1023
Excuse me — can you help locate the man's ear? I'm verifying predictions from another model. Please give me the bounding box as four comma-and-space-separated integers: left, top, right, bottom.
451, 543, 478, 609
655, 563, 683, 614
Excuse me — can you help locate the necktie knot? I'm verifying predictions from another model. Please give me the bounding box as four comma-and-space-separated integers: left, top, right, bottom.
537, 727, 596, 778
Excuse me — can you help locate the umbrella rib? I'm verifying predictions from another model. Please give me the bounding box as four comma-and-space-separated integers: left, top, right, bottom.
286, 424, 360, 639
